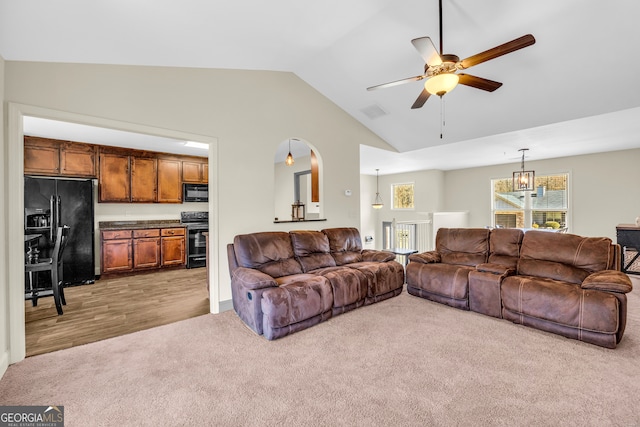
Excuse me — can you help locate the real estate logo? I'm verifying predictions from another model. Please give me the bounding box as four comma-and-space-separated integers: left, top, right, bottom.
0, 406, 64, 427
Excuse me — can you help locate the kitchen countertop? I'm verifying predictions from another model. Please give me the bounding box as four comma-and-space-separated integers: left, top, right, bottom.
98, 219, 183, 231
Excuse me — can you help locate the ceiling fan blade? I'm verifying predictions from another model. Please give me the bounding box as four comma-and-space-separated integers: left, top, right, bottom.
367, 75, 425, 91
458, 74, 503, 92
411, 89, 431, 109
459, 34, 536, 69
411, 37, 442, 67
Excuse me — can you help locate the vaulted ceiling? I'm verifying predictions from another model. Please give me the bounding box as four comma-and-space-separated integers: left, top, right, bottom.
2, 0, 639, 174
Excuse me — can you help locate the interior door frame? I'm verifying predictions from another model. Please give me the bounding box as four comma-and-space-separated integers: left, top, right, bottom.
6, 103, 219, 364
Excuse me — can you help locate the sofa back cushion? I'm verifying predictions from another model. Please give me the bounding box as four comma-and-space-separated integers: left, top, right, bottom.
233, 232, 303, 278
322, 227, 363, 265
488, 228, 524, 268
436, 228, 490, 266
518, 231, 614, 284
290, 230, 337, 272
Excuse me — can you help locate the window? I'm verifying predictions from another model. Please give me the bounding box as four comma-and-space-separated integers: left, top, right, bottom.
392, 183, 414, 210
492, 173, 569, 230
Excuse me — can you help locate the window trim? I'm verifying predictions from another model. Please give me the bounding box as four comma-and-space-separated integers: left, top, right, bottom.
491, 171, 571, 230
391, 182, 415, 211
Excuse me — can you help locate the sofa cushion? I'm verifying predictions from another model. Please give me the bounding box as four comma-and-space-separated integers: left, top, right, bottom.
322, 227, 364, 265
502, 275, 620, 334
518, 231, 613, 283
261, 276, 333, 329
233, 232, 303, 278
290, 230, 337, 272
406, 262, 474, 301
436, 228, 489, 266
346, 261, 405, 299
488, 228, 523, 268
319, 267, 368, 309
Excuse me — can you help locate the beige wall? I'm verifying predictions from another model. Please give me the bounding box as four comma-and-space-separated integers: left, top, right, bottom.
361, 150, 640, 247
360, 169, 445, 250
443, 149, 640, 240
0, 54, 8, 375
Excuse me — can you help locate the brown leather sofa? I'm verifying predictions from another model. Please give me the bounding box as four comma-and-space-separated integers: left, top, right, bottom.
406, 228, 633, 348
227, 227, 404, 340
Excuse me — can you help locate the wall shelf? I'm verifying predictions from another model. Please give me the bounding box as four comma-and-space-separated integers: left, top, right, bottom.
274, 218, 327, 224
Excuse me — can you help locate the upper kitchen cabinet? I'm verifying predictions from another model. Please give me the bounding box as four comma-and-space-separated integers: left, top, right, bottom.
182, 160, 208, 184
157, 158, 183, 203
60, 141, 98, 177
131, 156, 158, 202
24, 136, 98, 178
24, 136, 60, 175
99, 152, 131, 202
24, 136, 206, 203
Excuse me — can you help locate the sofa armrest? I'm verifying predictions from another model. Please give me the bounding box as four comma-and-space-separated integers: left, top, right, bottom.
581, 270, 633, 294
362, 249, 396, 262
408, 251, 441, 264
232, 267, 278, 290
476, 263, 515, 276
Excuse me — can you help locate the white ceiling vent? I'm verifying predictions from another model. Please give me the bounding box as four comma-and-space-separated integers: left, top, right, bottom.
360, 104, 388, 120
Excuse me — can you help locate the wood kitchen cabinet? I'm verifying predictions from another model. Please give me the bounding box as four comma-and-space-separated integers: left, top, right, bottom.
25, 136, 207, 203
101, 230, 133, 273
132, 229, 161, 269
131, 157, 158, 202
101, 227, 185, 275
182, 160, 208, 183
60, 141, 97, 177
99, 153, 131, 202
161, 228, 186, 266
24, 137, 60, 175
24, 136, 97, 178
157, 158, 183, 203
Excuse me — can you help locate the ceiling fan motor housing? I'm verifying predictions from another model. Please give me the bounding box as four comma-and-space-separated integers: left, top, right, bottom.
426, 54, 460, 77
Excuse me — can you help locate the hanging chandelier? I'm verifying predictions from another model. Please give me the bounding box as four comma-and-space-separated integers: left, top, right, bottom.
285, 138, 294, 166
512, 148, 535, 191
372, 169, 384, 209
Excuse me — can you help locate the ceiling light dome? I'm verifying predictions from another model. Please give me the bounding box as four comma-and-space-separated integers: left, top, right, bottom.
425, 73, 459, 96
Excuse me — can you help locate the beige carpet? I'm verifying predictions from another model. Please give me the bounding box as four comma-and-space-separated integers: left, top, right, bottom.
2, 283, 640, 426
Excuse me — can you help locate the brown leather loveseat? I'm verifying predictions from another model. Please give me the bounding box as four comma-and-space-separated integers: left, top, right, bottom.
227, 227, 404, 340
406, 228, 633, 348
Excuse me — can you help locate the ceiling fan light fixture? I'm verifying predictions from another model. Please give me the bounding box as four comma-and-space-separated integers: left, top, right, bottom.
425, 73, 459, 96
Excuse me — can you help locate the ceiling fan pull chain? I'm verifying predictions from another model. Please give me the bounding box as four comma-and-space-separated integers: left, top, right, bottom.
440, 96, 445, 139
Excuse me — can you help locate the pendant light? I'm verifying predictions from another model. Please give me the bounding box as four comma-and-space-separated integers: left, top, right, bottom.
285, 138, 294, 166
512, 148, 535, 191
372, 169, 384, 209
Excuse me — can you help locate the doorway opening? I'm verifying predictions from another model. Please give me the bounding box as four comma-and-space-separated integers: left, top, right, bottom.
8, 103, 219, 362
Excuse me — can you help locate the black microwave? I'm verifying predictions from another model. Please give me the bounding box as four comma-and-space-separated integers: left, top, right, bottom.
183, 183, 208, 203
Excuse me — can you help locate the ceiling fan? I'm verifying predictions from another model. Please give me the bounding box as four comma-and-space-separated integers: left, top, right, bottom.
367, 0, 536, 109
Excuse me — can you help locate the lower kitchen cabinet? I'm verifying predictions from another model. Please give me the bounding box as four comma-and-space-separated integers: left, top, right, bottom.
132, 229, 161, 269
101, 227, 185, 275
161, 228, 186, 266
101, 230, 133, 273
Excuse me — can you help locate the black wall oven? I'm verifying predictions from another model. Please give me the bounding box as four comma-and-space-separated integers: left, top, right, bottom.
181, 211, 209, 269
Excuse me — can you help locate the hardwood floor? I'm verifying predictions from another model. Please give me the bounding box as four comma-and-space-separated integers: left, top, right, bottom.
25, 268, 210, 357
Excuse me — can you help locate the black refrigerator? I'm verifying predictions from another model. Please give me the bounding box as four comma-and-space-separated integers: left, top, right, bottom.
24, 176, 96, 286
